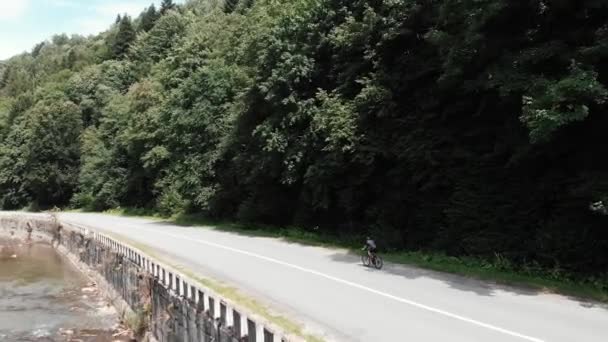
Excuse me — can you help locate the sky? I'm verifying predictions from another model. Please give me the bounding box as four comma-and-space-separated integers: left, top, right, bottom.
0, 0, 184, 60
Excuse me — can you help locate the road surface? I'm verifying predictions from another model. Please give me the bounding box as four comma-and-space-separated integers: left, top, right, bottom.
55, 212, 608, 342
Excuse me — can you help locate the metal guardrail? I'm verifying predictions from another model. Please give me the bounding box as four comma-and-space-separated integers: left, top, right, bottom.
61, 220, 297, 342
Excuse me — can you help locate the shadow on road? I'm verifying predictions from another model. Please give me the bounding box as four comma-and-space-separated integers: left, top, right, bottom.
328, 250, 608, 310
142, 219, 608, 311
329, 251, 502, 297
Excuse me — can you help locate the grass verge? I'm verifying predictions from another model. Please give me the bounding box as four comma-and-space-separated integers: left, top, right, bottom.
384, 252, 608, 302
98, 209, 608, 304
101, 230, 324, 342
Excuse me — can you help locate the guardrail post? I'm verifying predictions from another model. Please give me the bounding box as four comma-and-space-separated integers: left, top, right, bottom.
220, 301, 227, 325
247, 318, 256, 342
208, 296, 215, 317
197, 290, 204, 311
51, 223, 295, 342
264, 328, 274, 342
233, 310, 242, 338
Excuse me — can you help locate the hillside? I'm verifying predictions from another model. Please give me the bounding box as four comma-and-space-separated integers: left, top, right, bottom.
0, 0, 607, 279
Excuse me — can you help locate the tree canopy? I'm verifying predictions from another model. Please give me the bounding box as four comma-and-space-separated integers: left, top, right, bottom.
1, 0, 607, 277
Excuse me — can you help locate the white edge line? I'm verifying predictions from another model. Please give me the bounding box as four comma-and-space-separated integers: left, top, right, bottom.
64, 217, 545, 342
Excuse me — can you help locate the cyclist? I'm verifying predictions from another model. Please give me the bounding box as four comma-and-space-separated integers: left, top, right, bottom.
362, 236, 377, 261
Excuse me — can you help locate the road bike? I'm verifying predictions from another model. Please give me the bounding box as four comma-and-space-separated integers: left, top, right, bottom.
361, 251, 383, 269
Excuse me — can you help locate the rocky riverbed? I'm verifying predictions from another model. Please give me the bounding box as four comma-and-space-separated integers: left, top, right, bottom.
0, 237, 131, 341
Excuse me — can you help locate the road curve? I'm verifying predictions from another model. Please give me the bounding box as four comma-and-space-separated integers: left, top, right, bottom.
54, 212, 607, 342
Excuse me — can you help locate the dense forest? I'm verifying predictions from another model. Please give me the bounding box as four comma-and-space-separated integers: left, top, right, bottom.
1, 0, 607, 277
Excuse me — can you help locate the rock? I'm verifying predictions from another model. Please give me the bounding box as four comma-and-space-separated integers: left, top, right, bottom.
81, 287, 96, 293
59, 328, 74, 335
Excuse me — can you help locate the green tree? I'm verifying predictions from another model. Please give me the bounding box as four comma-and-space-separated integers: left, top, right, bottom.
224, 0, 239, 13
111, 15, 136, 59
0, 64, 10, 89
139, 4, 160, 32
131, 11, 188, 64
31, 42, 46, 58
66, 60, 135, 126
0, 0, 607, 277
160, 0, 176, 14
72, 95, 130, 210
51, 34, 69, 46
0, 92, 82, 208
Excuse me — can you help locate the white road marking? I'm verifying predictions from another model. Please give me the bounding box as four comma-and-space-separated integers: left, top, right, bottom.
65, 217, 545, 342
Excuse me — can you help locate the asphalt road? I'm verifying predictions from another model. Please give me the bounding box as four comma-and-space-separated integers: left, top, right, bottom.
55, 212, 608, 342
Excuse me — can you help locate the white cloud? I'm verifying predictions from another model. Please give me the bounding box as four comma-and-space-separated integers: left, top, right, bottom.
47, 0, 82, 9
0, 0, 30, 20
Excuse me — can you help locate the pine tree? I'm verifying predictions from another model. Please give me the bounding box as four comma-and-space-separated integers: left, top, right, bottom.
0, 65, 10, 89
224, 0, 239, 13
111, 15, 136, 59
31, 42, 45, 58
63, 49, 77, 69
140, 4, 159, 32
242, 0, 254, 10
160, 0, 175, 15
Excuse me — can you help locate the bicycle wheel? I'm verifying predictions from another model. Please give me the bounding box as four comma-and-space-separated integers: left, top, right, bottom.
373, 255, 383, 269
361, 254, 370, 267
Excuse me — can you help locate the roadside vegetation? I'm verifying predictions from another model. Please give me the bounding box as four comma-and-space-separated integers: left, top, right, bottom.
1, 0, 608, 302
103, 207, 608, 303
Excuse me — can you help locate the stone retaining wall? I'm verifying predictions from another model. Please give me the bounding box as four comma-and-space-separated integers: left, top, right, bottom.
0, 213, 298, 342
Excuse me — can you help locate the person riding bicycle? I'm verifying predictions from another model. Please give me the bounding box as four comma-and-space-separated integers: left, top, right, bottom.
362, 236, 377, 260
